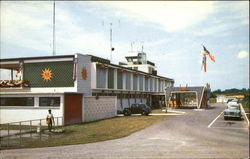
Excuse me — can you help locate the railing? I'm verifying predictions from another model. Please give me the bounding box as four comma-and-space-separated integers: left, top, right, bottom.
0, 117, 63, 149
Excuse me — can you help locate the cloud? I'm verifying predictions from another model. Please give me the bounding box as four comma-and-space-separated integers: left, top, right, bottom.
237, 51, 249, 59
87, 1, 215, 32
1, 1, 54, 53
0, 1, 115, 60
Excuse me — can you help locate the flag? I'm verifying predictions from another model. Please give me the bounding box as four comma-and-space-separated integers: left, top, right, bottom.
16, 60, 24, 78
203, 46, 215, 62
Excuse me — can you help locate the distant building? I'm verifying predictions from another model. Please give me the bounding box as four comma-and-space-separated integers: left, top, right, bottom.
216, 94, 245, 103
216, 95, 228, 103
0, 52, 174, 124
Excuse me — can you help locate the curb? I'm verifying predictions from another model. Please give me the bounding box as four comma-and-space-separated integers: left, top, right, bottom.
240, 103, 249, 128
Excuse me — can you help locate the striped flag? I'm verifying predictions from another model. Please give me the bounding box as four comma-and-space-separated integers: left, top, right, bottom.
16, 60, 24, 78
203, 46, 215, 62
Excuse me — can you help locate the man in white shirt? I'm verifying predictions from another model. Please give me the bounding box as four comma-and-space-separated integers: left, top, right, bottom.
46, 109, 55, 132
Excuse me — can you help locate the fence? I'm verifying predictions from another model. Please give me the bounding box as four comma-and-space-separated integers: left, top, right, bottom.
0, 116, 63, 149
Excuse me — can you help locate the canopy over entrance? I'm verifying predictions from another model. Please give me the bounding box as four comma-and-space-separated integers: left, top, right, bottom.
169, 84, 211, 109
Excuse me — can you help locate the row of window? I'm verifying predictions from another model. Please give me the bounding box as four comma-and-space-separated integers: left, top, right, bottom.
0, 97, 60, 107
92, 93, 149, 98
97, 67, 172, 92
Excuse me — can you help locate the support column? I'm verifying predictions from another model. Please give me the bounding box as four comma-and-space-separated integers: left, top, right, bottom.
11, 69, 13, 81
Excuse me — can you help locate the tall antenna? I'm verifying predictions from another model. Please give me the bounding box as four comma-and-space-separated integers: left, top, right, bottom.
110, 23, 114, 62
141, 41, 144, 52
52, 1, 56, 56
131, 42, 133, 52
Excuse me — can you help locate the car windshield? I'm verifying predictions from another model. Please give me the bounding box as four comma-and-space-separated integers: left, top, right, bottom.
228, 106, 240, 110
138, 104, 145, 108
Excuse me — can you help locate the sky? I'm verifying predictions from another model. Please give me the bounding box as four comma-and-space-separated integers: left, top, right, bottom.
0, 1, 249, 91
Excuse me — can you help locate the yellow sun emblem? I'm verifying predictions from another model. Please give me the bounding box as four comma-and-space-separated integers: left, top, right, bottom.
41, 68, 53, 82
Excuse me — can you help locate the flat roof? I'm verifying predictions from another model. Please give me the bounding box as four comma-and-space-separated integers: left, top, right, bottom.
0, 54, 174, 82
0, 55, 74, 62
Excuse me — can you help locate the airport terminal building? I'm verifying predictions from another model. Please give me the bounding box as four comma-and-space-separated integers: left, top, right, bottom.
0, 52, 174, 124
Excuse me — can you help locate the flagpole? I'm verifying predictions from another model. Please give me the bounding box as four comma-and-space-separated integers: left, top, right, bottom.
201, 44, 206, 86
110, 23, 112, 62
52, 1, 56, 56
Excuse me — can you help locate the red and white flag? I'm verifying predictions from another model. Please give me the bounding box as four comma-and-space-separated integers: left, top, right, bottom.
201, 45, 215, 72
203, 46, 215, 62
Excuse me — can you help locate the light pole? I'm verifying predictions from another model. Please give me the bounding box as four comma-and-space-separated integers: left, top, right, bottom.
165, 85, 172, 113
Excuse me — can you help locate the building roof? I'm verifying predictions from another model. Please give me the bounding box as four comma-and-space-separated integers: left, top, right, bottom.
0, 53, 174, 82
172, 86, 204, 92
0, 55, 74, 62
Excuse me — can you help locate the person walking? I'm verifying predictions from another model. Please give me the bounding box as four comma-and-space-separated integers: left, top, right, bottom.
46, 109, 55, 132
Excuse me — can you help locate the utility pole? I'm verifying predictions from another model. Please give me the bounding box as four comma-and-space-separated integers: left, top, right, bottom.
52, 1, 56, 56
110, 23, 113, 62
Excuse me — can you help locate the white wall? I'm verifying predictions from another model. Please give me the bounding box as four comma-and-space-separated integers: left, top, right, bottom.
122, 98, 129, 109
216, 96, 227, 103
0, 108, 62, 125
0, 87, 76, 94
0, 94, 64, 124
76, 54, 92, 96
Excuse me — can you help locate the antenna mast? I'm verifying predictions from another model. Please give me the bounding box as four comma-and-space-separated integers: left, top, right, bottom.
110, 23, 113, 62
52, 1, 56, 56
141, 41, 144, 52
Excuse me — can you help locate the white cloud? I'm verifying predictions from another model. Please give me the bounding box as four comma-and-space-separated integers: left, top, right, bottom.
233, 1, 249, 25
237, 51, 249, 59
0, 1, 114, 60
193, 23, 234, 36
87, 1, 215, 32
1, 2, 54, 53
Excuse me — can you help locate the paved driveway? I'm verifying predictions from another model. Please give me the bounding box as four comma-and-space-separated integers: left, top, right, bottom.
1, 104, 249, 159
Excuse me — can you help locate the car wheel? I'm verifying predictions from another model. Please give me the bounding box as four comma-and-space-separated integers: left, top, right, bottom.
124, 110, 131, 116
142, 111, 147, 116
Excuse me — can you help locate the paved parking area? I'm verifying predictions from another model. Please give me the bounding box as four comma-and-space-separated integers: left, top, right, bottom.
1, 103, 249, 159
208, 109, 248, 130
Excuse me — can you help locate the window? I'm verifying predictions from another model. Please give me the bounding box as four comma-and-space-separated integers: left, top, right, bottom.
96, 67, 106, 88
108, 68, 114, 89
133, 74, 137, 90
145, 77, 149, 91
117, 71, 123, 89
126, 72, 131, 90
154, 78, 157, 92
39, 97, 60, 106
139, 75, 143, 91
0, 97, 34, 106
150, 78, 153, 91
158, 80, 161, 92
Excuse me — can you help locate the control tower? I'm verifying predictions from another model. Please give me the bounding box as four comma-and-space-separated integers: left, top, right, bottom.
119, 51, 157, 75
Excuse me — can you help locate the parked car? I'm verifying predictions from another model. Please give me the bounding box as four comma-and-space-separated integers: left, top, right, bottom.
123, 103, 152, 116
223, 104, 242, 120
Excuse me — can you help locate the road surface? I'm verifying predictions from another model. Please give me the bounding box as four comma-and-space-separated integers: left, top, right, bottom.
1, 103, 249, 159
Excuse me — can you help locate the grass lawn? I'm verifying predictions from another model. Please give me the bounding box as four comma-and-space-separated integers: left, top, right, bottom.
4, 115, 173, 149
241, 102, 249, 119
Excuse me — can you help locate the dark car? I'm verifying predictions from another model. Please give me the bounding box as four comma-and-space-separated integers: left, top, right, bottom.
123, 103, 152, 116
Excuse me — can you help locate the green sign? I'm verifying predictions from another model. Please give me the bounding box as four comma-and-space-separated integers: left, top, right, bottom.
24, 61, 74, 87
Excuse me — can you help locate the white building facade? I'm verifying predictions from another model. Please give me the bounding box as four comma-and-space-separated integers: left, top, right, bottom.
0, 53, 174, 124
